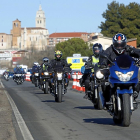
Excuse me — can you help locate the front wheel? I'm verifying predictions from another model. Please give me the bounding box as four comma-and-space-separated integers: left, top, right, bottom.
35, 80, 39, 87
97, 87, 103, 110
44, 82, 49, 94
56, 84, 62, 103
122, 94, 131, 127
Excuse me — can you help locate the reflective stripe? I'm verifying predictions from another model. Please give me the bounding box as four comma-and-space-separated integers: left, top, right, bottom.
43, 64, 48, 71
92, 56, 99, 65
92, 56, 99, 72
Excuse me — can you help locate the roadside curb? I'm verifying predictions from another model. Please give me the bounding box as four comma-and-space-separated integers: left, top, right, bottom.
0, 79, 34, 140
0, 79, 17, 140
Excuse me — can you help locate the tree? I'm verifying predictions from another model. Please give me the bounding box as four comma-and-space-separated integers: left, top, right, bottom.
99, 1, 140, 47
55, 38, 92, 59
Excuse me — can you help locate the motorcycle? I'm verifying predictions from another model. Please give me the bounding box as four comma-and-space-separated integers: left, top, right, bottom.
31, 67, 40, 87
82, 59, 106, 110
101, 54, 140, 127
3, 72, 9, 81
14, 74, 23, 85
41, 68, 52, 94
34, 71, 40, 87
51, 65, 71, 103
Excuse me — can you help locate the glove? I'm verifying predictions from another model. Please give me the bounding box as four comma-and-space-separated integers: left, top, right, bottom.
125, 46, 134, 53
100, 65, 106, 69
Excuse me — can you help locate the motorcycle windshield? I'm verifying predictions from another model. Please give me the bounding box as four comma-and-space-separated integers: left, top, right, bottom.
116, 55, 133, 69
43, 67, 52, 73
34, 68, 39, 73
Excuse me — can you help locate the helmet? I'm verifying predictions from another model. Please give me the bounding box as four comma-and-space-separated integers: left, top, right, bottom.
16, 65, 20, 68
112, 33, 127, 54
92, 43, 103, 57
55, 50, 62, 60
43, 57, 49, 64
33, 62, 39, 66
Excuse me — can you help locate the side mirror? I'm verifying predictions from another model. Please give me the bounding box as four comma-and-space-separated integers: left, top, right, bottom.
82, 58, 87, 62
68, 63, 72, 66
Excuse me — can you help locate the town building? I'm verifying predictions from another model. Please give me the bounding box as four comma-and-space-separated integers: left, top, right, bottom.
11, 5, 49, 50
0, 33, 12, 49
48, 32, 89, 46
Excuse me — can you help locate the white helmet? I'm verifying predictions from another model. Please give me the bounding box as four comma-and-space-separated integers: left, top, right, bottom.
33, 62, 39, 66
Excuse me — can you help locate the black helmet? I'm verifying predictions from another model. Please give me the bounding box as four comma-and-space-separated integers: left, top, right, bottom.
93, 43, 103, 57
43, 57, 49, 64
112, 33, 127, 54
55, 50, 62, 60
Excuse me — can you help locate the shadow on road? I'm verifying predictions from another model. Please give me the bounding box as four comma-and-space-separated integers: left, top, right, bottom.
74, 106, 94, 110
35, 92, 45, 94
42, 100, 55, 102
83, 118, 115, 126
42, 100, 65, 103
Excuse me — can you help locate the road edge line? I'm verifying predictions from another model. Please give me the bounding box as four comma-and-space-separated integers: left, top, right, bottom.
0, 80, 34, 140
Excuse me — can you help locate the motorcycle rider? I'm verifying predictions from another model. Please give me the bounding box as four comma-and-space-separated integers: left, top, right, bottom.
39, 57, 51, 86
13, 65, 25, 82
50, 50, 71, 91
3, 69, 9, 80
99, 33, 140, 101
81, 43, 103, 98
30, 62, 40, 82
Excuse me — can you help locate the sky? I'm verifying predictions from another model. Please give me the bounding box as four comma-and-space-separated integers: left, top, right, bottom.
0, 0, 140, 34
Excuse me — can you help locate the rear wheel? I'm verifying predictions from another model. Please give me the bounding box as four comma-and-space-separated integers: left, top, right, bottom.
113, 116, 122, 124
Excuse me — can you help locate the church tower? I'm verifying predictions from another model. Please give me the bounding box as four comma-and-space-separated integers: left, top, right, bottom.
11, 19, 21, 48
36, 5, 46, 28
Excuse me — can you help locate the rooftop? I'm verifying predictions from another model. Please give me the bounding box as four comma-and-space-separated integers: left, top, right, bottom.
49, 32, 88, 38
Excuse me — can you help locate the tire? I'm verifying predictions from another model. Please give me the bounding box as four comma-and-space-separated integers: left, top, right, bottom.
113, 116, 122, 124
44, 82, 49, 94
97, 87, 103, 110
57, 85, 62, 102
55, 97, 58, 102
35, 80, 39, 87
122, 94, 131, 127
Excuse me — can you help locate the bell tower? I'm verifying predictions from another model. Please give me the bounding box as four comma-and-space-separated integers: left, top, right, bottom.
11, 19, 21, 48
36, 5, 46, 28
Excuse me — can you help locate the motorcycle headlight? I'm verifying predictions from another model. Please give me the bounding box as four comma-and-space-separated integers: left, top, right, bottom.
115, 71, 134, 82
96, 70, 104, 79
35, 73, 39, 76
57, 73, 62, 80
44, 72, 49, 75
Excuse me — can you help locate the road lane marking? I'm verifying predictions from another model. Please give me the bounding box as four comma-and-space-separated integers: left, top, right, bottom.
1, 81, 34, 140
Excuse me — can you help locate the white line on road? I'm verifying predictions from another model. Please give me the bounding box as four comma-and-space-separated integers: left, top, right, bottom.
1, 81, 34, 140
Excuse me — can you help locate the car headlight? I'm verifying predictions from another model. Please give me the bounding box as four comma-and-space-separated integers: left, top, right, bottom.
35, 73, 39, 76
115, 71, 134, 82
96, 70, 104, 79
44, 72, 49, 75
57, 73, 62, 80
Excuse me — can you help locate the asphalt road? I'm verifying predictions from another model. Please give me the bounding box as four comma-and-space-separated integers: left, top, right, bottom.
2, 79, 140, 140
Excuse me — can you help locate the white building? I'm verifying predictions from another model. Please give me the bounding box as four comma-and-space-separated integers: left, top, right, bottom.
11, 5, 49, 50
36, 5, 46, 28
